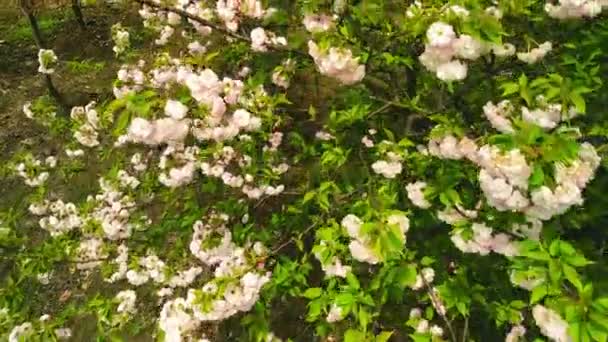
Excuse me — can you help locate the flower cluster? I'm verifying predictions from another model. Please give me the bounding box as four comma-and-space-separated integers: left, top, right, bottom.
200, 144, 286, 200
406, 181, 432, 209
23, 101, 56, 123
250, 27, 287, 52
126, 116, 189, 146
341, 213, 409, 264
477, 146, 532, 212
420, 20, 550, 80
155, 25, 175, 46
8, 322, 33, 342
426, 130, 600, 222
115, 290, 137, 315
528, 142, 600, 220
516, 42, 552, 64
114, 61, 146, 98
216, 0, 272, 31
158, 145, 198, 188
532, 305, 570, 342
308, 41, 366, 85
419, 22, 482, 81
37, 49, 58, 74
408, 307, 445, 338
126, 254, 168, 286
451, 223, 519, 256
427, 135, 478, 161
411, 267, 435, 291
29, 199, 82, 236
326, 303, 343, 323
14, 154, 57, 187
302, 13, 335, 33
371, 152, 403, 179
111, 24, 130, 55
71, 102, 101, 147
483, 100, 516, 133
506, 325, 526, 342
86, 176, 139, 240
159, 212, 271, 340
545, 0, 606, 19
341, 214, 380, 264
271, 58, 295, 89
75, 238, 108, 270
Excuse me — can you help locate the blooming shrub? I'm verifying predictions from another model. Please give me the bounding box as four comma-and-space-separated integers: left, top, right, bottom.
2, 0, 608, 341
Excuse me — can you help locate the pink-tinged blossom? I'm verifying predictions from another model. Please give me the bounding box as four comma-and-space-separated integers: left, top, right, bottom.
302, 13, 335, 32
308, 41, 365, 85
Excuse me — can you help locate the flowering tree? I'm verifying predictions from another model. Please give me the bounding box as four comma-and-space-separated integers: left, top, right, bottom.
3, 0, 608, 341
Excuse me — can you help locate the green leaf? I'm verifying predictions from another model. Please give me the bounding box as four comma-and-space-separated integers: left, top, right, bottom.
336, 293, 355, 307
306, 299, 322, 321
375, 331, 393, 342
501, 82, 519, 96
570, 322, 582, 342
347, 272, 360, 290
559, 241, 577, 256
519, 74, 528, 87
302, 191, 316, 204
358, 307, 371, 330
581, 284, 594, 303
395, 264, 417, 288
529, 164, 545, 188
420, 257, 435, 266
308, 105, 317, 120
530, 285, 548, 304
549, 259, 563, 285
589, 312, 608, 331
587, 322, 608, 342
550, 240, 561, 256
345, 329, 367, 342
113, 110, 132, 136
570, 92, 586, 114
563, 264, 583, 292
593, 298, 608, 313
302, 287, 322, 299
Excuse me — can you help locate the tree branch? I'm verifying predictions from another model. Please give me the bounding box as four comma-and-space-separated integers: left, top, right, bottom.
136, 0, 250, 42
135, 0, 308, 57
420, 274, 458, 342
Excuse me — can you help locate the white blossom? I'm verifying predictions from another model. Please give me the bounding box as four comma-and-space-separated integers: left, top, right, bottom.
426, 22, 456, 47
371, 160, 402, 178
165, 100, 189, 120
517, 42, 552, 64
116, 290, 137, 314
506, 325, 526, 342
38, 49, 58, 74
406, 181, 432, 209
436, 60, 468, 81
303, 14, 335, 32
308, 41, 365, 85
326, 304, 343, 323
532, 305, 570, 342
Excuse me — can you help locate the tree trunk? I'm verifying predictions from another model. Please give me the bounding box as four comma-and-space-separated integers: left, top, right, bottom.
44, 74, 66, 109
18, 0, 44, 48
71, 0, 87, 30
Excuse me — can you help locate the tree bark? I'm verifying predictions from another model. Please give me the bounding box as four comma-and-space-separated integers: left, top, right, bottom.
71, 0, 87, 30
18, 0, 44, 48
44, 74, 66, 109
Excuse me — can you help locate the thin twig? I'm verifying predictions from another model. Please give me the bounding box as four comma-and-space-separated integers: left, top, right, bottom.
269, 222, 316, 255
420, 274, 458, 342
367, 102, 392, 118
136, 0, 250, 42
462, 316, 469, 342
